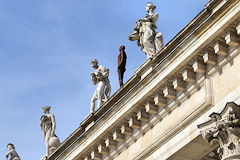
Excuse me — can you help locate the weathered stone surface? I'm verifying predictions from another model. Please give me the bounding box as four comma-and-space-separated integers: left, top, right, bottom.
154, 92, 167, 107
182, 67, 196, 83
113, 127, 125, 142
137, 108, 149, 122
91, 148, 101, 160
98, 141, 109, 155
214, 41, 228, 56
225, 31, 239, 47
105, 136, 117, 149
129, 115, 141, 129
198, 102, 240, 160
121, 123, 133, 135
145, 100, 158, 114
236, 23, 240, 35
203, 48, 217, 65
193, 59, 206, 74
173, 77, 186, 91
163, 85, 176, 99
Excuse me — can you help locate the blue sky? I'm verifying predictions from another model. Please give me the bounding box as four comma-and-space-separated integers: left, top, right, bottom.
0, 0, 207, 159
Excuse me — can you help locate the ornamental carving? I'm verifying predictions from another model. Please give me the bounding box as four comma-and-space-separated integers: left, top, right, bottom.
198, 102, 240, 160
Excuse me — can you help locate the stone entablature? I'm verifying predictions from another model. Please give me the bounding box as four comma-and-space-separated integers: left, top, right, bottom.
48, 0, 240, 159
198, 102, 240, 160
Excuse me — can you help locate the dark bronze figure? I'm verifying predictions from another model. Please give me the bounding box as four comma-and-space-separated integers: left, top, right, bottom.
118, 45, 127, 87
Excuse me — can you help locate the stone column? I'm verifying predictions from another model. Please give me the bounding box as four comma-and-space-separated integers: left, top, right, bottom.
198, 102, 240, 160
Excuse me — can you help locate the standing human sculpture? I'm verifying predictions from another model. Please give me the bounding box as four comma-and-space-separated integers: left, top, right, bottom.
129, 2, 164, 58
90, 59, 111, 113
118, 45, 127, 87
6, 143, 20, 160
40, 106, 60, 159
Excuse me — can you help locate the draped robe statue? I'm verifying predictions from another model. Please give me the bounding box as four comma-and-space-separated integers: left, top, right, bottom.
40, 106, 60, 159
129, 2, 164, 58
90, 59, 111, 113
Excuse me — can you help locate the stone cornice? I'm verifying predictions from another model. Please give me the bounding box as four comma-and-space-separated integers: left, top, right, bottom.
48, 0, 240, 159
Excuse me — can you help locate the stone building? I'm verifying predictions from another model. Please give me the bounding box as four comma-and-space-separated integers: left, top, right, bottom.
48, 0, 240, 159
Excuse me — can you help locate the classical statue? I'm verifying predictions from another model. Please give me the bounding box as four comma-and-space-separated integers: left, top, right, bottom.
6, 143, 20, 160
40, 106, 60, 159
118, 45, 127, 87
90, 59, 111, 113
129, 2, 164, 58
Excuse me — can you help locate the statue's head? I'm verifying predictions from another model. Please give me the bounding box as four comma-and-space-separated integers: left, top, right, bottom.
90, 59, 98, 69
145, 2, 156, 12
7, 143, 15, 150
119, 45, 125, 52
42, 106, 51, 113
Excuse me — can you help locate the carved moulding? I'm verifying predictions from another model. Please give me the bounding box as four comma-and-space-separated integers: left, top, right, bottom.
198, 102, 240, 160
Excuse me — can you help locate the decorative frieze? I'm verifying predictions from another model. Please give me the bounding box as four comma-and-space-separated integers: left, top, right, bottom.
198, 102, 240, 160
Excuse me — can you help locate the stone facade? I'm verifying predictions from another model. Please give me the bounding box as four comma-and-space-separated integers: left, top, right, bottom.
47, 0, 240, 159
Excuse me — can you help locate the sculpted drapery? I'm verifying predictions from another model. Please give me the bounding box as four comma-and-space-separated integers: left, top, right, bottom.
129, 2, 163, 58
90, 59, 111, 113
40, 106, 60, 159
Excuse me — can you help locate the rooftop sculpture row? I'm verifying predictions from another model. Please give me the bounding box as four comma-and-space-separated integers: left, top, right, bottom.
90, 2, 164, 113
90, 59, 111, 113
5, 2, 164, 159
